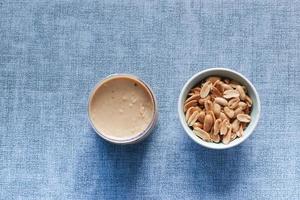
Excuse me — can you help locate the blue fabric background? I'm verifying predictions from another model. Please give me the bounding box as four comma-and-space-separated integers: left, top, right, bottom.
0, 0, 299, 199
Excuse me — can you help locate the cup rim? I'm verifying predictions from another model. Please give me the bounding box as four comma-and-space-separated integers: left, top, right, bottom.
88, 74, 158, 144
178, 68, 261, 150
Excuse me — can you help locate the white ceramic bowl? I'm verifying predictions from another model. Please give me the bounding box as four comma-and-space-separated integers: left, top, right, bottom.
178, 68, 261, 150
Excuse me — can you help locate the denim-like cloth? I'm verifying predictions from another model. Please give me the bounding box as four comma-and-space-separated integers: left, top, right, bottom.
0, 0, 299, 199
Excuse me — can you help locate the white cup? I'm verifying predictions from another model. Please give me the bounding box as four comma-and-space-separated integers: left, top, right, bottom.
178, 68, 261, 149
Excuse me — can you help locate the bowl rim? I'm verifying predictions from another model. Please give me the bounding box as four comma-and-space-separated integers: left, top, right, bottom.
178, 68, 261, 150
88, 73, 158, 144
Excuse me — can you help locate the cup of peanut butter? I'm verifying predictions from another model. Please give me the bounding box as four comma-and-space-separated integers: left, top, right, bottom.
88, 74, 158, 144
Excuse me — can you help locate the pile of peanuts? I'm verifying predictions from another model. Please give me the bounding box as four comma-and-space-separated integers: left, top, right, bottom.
184, 76, 252, 144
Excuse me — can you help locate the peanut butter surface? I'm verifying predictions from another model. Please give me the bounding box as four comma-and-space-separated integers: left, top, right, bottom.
89, 76, 154, 140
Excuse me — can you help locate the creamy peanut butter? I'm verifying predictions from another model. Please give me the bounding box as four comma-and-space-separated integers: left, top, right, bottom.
89, 76, 155, 141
